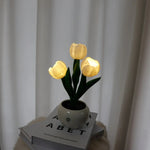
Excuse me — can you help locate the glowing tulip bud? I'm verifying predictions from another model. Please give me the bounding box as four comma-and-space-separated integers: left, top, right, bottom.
81, 57, 100, 77
70, 43, 87, 59
48, 61, 67, 79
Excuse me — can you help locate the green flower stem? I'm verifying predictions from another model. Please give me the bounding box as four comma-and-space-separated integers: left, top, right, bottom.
75, 74, 86, 100
72, 59, 80, 93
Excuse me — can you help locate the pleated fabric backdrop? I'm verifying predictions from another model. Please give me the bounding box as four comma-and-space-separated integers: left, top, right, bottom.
0, 0, 150, 150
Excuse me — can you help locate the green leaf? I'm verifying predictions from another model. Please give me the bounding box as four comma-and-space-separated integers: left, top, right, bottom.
61, 68, 74, 99
76, 76, 101, 100
86, 77, 101, 91
72, 59, 80, 92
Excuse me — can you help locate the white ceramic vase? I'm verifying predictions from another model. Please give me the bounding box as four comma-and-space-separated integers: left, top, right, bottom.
57, 100, 89, 129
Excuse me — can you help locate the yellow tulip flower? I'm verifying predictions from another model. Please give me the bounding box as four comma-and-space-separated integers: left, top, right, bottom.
81, 57, 100, 77
70, 43, 87, 59
48, 61, 67, 79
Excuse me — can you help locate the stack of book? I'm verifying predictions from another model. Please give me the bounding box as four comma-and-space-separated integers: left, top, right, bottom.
19, 106, 104, 150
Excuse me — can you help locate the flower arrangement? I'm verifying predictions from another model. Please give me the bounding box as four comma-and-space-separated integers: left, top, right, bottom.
48, 43, 101, 109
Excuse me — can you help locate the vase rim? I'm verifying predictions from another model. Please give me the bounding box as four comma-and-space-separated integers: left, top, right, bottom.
61, 99, 87, 110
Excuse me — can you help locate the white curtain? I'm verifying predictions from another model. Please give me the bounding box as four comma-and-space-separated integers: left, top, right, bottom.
0, 0, 37, 149
0, 0, 150, 150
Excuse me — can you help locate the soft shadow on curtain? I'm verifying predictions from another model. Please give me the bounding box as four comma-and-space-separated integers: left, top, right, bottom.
0, 0, 150, 150
125, 0, 150, 149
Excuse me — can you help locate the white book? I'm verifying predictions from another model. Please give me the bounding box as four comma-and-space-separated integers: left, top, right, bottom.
20, 123, 104, 150
20, 106, 98, 150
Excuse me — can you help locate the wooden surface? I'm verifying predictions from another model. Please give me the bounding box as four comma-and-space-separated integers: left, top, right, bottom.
14, 117, 109, 150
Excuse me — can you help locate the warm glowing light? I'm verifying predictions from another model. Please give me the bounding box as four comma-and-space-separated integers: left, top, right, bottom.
48, 61, 67, 79
70, 43, 87, 59
81, 57, 100, 77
